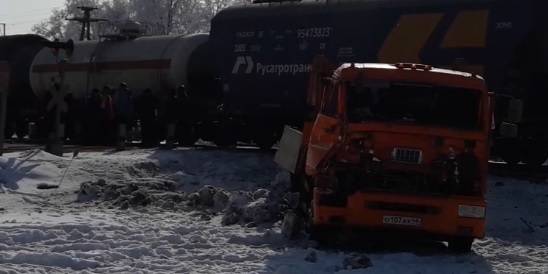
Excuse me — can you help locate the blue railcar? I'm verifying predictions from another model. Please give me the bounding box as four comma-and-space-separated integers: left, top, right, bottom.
210, 0, 548, 162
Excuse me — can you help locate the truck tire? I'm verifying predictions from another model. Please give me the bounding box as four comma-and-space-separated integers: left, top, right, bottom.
448, 237, 474, 253
309, 225, 331, 245
281, 210, 302, 239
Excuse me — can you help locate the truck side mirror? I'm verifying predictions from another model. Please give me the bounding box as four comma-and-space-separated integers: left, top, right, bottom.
499, 122, 518, 138
507, 98, 523, 123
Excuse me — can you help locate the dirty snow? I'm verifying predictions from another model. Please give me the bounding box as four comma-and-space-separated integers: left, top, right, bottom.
0, 148, 547, 273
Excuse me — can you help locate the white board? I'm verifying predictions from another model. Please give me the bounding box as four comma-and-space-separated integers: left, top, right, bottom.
274, 126, 303, 174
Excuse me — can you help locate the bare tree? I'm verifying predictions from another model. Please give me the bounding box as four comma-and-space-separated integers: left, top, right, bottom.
166, 0, 182, 34
32, 8, 68, 39
32, 0, 240, 39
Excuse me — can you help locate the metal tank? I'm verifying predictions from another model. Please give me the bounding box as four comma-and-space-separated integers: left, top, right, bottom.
0, 34, 49, 138
30, 33, 209, 99
0, 35, 47, 104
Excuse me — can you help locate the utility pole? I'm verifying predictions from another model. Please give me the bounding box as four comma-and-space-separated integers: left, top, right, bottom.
45, 60, 68, 156
0, 62, 10, 156
66, 6, 107, 41
0, 23, 6, 36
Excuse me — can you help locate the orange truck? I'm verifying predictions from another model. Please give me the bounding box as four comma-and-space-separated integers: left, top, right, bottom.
276, 58, 492, 252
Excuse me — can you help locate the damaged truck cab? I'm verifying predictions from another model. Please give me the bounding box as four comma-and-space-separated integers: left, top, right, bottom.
278, 61, 492, 252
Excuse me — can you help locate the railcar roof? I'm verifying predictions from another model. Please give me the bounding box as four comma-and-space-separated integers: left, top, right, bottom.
0, 34, 45, 45
0, 34, 47, 60
214, 0, 496, 20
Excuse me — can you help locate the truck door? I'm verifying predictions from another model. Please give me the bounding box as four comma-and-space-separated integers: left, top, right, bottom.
305, 84, 341, 175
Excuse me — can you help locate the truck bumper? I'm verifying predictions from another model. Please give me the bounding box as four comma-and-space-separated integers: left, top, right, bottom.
312, 188, 486, 240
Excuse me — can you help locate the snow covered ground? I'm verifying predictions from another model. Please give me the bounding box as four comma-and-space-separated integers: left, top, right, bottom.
0, 148, 547, 273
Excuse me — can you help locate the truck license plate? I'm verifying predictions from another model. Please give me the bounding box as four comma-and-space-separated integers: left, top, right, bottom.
383, 216, 422, 226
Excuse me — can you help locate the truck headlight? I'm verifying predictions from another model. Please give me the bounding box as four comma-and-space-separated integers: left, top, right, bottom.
458, 205, 486, 218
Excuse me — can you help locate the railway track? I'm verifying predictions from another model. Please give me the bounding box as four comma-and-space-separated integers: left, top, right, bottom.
2, 142, 546, 182
0, 141, 272, 155
0, 143, 140, 154
488, 161, 548, 182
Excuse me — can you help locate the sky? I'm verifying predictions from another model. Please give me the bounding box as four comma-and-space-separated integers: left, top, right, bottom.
0, 0, 65, 35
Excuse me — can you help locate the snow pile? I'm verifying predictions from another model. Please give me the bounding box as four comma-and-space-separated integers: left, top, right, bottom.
74, 165, 297, 228
0, 149, 65, 193
220, 172, 298, 226
76, 178, 181, 209
342, 254, 373, 270
0, 252, 100, 270
1, 148, 548, 273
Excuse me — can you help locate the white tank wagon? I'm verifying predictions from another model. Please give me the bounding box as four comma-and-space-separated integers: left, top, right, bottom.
30, 33, 209, 99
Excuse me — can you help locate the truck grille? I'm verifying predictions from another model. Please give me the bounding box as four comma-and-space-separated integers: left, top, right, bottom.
367, 202, 440, 215
392, 148, 422, 164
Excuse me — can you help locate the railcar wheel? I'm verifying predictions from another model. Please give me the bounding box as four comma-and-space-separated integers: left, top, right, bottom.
212, 119, 238, 148
255, 136, 277, 150
253, 128, 280, 150
213, 132, 237, 148
448, 237, 474, 253
177, 126, 198, 147
498, 142, 521, 165
15, 121, 29, 141
4, 125, 14, 141
523, 151, 548, 167
522, 142, 548, 167
501, 151, 521, 166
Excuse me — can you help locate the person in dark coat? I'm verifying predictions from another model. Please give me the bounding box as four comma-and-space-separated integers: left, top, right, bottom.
83, 88, 103, 145
175, 85, 196, 146
114, 82, 134, 149
136, 88, 159, 147
101, 86, 115, 145
163, 88, 180, 147
63, 93, 79, 143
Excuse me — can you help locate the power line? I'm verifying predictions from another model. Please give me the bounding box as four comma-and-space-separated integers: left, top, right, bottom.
0, 13, 60, 28
0, 5, 65, 34
7, 18, 50, 26
0, 7, 62, 17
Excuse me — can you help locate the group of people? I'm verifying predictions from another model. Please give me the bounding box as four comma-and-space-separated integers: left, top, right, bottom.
47, 82, 191, 148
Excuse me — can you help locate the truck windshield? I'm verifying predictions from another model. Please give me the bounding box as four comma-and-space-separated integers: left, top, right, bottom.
346, 83, 481, 130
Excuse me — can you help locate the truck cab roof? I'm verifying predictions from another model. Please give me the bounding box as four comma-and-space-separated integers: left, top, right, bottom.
333, 63, 486, 91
